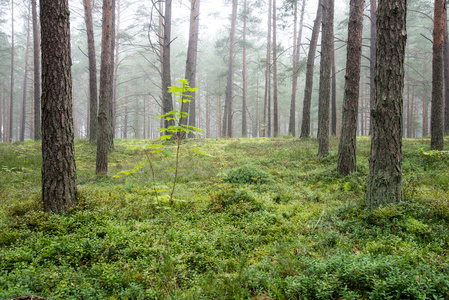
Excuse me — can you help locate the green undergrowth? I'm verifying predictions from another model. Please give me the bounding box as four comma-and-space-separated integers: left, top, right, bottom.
0, 136, 448, 299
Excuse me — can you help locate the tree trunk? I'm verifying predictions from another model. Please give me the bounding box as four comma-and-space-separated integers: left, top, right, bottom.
288, 0, 299, 136
162, 0, 174, 131
9, 0, 15, 142
96, 0, 114, 175
431, 0, 445, 150
223, 0, 238, 137
337, 0, 364, 175
21, 7, 31, 142
369, 0, 377, 135
423, 53, 429, 137
41, 0, 77, 213
272, 0, 279, 136
262, 0, 272, 137
317, 0, 333, 156
360, 77, 365, 135
109, 0, 117, 150
32, 0, 40, 140
242, 0, 248, 137
300, 0, 322, 138
331, 47, 337, 136
366, 0, 407, 209
443, 1, 449, 135
185, 0, 200, 138
83, 0, 98, 142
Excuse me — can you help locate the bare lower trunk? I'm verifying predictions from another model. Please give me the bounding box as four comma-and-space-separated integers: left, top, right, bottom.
41, 0, 77, 213
300, 0, 322, 138
317, 0, 333, 156
96, 0, 114, 175
431, 0, 445, 150
366, 0, 406, 208
272, 0, 279, 136
337, 0, 364, 175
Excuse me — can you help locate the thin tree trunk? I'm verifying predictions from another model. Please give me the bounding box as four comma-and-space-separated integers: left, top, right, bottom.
317, 0, 333, 156
431, 0, 445, 150
423, 53, 429, 137
337, 0, 364, 175
263, 0, 272, 137
83, 0, 98, 142
162, 0, 174, 131
242, 0, 248, 137
9, 0, 15, 142
223, 0, 238, 137
272, 0, 279, 136
300, 0, 322, 138
96, 0, 114, 175
369, 0, 376, 135
331, 48, 337, 136
41, 0, 77, 213
366, 0, 407, 208
443, 0, 449, 135
32, 0, 40, 140
185, 0, 200, 138
358, 79, 365, 136
288, 0, 301, 136
109, 0, 117, 150
21, 7, 31, 142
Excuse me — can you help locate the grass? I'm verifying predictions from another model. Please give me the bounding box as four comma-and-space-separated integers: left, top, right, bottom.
0, 136, 449, 299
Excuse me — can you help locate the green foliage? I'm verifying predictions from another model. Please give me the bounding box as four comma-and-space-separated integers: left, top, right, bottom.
114, 79, 205, 205
208, 184, 264, 216
0, 137, 448, 299
224, 165, 269, 185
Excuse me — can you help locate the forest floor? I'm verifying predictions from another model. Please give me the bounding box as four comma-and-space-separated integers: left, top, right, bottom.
0, 136, 449, 299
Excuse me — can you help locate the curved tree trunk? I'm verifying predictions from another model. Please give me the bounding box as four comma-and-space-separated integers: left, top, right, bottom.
300, 0, 322, 138
366, 0, 407, 209
337, 0, 364, 175
41, 0, 77, 213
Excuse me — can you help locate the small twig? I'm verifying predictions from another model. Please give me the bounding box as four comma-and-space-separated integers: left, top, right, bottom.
8, 296, 46, 300
312, 210, 325, 230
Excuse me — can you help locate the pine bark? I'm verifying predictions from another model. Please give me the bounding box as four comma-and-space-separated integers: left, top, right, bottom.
300, 0, 322, 138
96, 0, 114, 175
242, 0, 248, 137
32, 0, 40, 140
20, 8, 31, 142
366, 0, 407, 209
288, 0, 299, 136
272, 0, 279, 136
9, 0, 15, 142
369, 0, 377, 135
162, 0, 174, 130
185, 0, 200, 138
262, 0, 272, 137
443, 1, 449, 135
431, 0, 445, 150
223, 0, 238, 137
423, 53, 429, 137
317, 0, 333, 156
83, 0, 98, 142
41, 0, 77, 213
337, 0, 364, 175
331, 48, 337, 136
